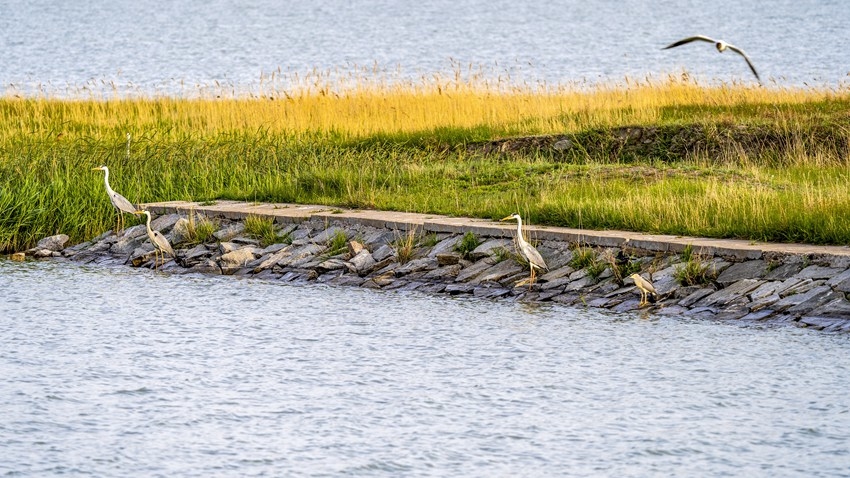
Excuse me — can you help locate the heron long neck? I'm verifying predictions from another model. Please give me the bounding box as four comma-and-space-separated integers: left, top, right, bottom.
102, 168, 115, 196
144, 213, 153, 236
515, 217, 525, 242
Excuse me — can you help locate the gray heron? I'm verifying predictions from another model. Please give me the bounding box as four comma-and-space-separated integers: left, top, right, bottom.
501, 213, 548, 286
93, 165, 136, 234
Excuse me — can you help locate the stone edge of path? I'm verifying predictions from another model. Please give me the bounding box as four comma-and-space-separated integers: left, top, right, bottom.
144, 200, 850, 263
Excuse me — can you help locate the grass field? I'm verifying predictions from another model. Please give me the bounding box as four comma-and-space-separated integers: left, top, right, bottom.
1, 75, 849, 252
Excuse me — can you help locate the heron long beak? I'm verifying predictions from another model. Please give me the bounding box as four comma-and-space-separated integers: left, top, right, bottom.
91, 167, 102, 171
133, 210, 144, 214
500, 216, 514, 221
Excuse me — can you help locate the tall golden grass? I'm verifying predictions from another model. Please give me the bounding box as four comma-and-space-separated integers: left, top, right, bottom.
1, 73, 849, 252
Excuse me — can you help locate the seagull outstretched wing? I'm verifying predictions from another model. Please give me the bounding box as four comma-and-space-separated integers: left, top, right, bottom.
725, 44, 760, 81
662, 35, 717, 50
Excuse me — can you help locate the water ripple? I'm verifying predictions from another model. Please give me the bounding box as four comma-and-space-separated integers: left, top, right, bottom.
1, 260, 850, 476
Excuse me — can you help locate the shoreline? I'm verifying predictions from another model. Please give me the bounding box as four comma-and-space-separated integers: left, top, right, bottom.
27, 200, 850, 332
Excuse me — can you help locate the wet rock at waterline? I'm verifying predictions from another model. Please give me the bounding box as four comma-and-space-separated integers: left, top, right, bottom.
24, 211, 850, 332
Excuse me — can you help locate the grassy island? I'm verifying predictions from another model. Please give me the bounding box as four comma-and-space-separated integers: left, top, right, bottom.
1, 76, 849, 252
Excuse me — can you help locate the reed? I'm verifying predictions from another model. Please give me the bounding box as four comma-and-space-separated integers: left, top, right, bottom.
1, 75, 849, 252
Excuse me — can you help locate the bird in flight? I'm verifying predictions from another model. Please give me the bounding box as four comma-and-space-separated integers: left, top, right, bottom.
662, 35, 760, 82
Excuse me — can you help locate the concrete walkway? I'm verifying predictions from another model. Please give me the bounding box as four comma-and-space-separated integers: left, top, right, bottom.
144, 200, 850, 261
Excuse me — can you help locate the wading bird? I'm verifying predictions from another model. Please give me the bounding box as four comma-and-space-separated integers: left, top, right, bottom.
628, 273, 658, 307
501, 213, 548, 286
92, 165, 136, 234
135, 209, 174, 270
662, 35, 760, 81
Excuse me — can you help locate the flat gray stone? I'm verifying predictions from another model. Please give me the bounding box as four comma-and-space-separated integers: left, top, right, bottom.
260, 243, 289, 255
276, 243, 325, 267
469, 239, 512, 260
454, 258, 497, 283
773, 285, 833, 312
35, 234, 70, 252
714, 305, 751, 321
214, 223, 245, 241
827, 269, 850, 292
372, 244, 395, 262
469, 260, 524, 285
541, 275, 572, 291
183, 244, 211, 261
360, 229, 394, 250
674, 285, 707, 299
787, 289, 842, 316
763, 262, 804, 280
219, 242, 240, 254
693, 279, 763, 308
150, 213, 181, 233
220, 248, 258, 266
423, 264, 463, 280
748, 280, 790, 302
349, 250, 377, 275
427, 236, 461, 258
809, 297, 850, 318
231, 236, 261, 246
436, 252, 461, 266
565, 276, 594, 292
716, 260, 767, 285
739, 309, 775, 321
539, 264, 574, 282
316, 258, 347, 273
679, 288, 717, 307
650, 265, 680, 295
796, 265, 844, 281
780, 278, 823, 298
445, 283, 475, 294
110, 234, 147, 255
798, 316, 847, 330
473, 285, 511, 299
250, 246, 292, 272
189, 258, 221, 274
749, 293, 781, 312
395, 258, 437, 277
310, 226, 349, 244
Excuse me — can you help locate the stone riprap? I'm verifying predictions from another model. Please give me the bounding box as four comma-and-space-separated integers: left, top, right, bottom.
32, 200, 850, 332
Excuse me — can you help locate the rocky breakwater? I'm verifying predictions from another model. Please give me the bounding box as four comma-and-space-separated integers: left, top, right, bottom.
26, 203, 850, 332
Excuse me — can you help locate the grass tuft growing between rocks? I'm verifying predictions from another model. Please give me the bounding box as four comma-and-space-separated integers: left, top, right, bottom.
454, 232, 481, 260
675, 245, 717, 286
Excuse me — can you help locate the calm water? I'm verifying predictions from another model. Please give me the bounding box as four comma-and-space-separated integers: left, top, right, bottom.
1, 0, 848, 97
1, 259, 849, 476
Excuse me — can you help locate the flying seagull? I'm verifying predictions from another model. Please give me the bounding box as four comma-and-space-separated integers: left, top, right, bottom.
662, 35, 760, 81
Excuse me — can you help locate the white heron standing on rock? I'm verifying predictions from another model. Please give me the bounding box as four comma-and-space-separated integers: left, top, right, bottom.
92, 165, 136, 234
628, 273, 658, 307
501, 213, 548, 286
134, 209, 174, 270
662, 35, 760, 82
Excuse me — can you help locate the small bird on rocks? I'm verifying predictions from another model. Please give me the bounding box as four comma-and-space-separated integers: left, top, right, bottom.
628, 273, 658, 307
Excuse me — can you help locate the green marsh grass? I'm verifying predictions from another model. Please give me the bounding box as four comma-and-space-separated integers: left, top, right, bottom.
2, 75, 850, 252
183, 211, 217, 245
454, 231, 481, 260
243, 215, 283, 247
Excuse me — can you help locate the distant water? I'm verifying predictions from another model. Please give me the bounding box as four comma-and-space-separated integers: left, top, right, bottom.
2, 259, 850, 476
1, 0, 848, 97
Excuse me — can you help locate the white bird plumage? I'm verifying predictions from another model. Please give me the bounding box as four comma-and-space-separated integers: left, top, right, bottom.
501, 213, 548, 286
93, 165, 136, 234
662, 35, 760, 82
628, 273, 658, 307
135, 209, 174, 270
